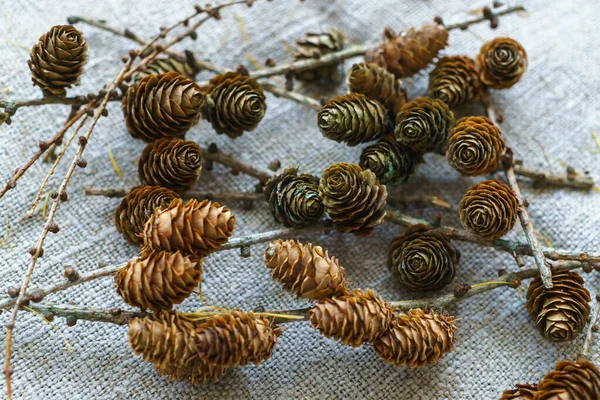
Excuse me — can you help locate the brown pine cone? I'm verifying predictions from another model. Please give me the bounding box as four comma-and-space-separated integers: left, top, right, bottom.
446, 116, 505, 176
115, 250, 202, 312
195, 311, 283, 367
200, 72, 266, 138
318, 163, 387, 236
428, 56, 481, 108
138, 138, 203, 193
373, 309, 456, 367
293, 29, 345, 82
122, 72, 202, 143
318, 93, 391, 147
394, 97, 455, 154
359, 135, 422, 185
264, 239, 348, 300
365, 24, 448, 78
128, 311, 228, 383
135, 54, 199, 84
309, 289, 395, 347
500, 384, 538, 400
388, 224, 459, 292
533, 359, 600, 399
115, 185, 180, 245
477, 37, 527, 89
459, 180, 518, 240
347, 63, 407, 116
28, 25, 88, 96
263, 167, 324, 228
526, 271, 591, 342
142, 198, 235, 257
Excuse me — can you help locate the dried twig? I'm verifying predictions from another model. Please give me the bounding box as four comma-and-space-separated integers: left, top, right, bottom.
508, 163, 594, 191
579, 295, 600, 359
385, 210, 600, 264
204, 143, 276, 184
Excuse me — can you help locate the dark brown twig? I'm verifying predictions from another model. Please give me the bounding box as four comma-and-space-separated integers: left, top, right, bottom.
204, 144, 276, 184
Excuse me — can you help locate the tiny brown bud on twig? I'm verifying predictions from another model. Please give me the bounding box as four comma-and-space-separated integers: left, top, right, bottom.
236, 65, 249, 76
121, 56, 129, 63
77, 159, 87, 168
512, 279, 521, 288
231, 169, 240, 176
109, 308, 122, 316
189, 31, 198, 41
240, 246, 251, 258
44, 315, 54, 323
433, 15, 444, 25
268, 159, 281, 172
128, 49, 139, 59
497, 269, 507, 276
64, 266, 80, 282
7, 287, 19, 298
29, 289, 46, 303
482, 6, 494, 19
207, 143, 218, 153
66, 316, 77, 327
60, 192, 68, 202
47, 223, 60, 234
78, 136, 88, 146
490, 17, 499, 29
522, 198, 530, 208
7, 179, 16, 189
17, 298, 30, 307
29, 247, 43, 257
493, 1, 504, 8
101, 109, 108, 117
85, 108, 94, 117
3, 367, 13, 377
265, 58, 276, 67
194, 4, 203, 13
454, 283, 471, 297
39, 141, 50, 151
51, 191, 59, 199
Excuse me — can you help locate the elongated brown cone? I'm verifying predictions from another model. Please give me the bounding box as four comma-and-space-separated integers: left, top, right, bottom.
388, 224, 459, 292
366, 24, 448, 78
459, 180, 518, 239
128, 312, 228, 383
264, 239, 349, 300
115, 185, 180, 245
359, 135, 422, 185
28, 25, 88, 96
309, 289, 395, 347
447, 116, 505, 176
373, 309, 456, 367
263, 167, 324, 228
201, 72, 266, 138
135, 54, 199, 83
115, 250, 202, 312
394, 97, 455, 154
195, 311, 283, 367
477, 37, 527, 89
533, 359, 600, 399
348, 63, 407, 116
500, 384, 538, 400
428, 56, 481, 108
318, 93, 391, 147
526, 271, 591, 342
293, 29, 345, 82
138, 138, 203, 193
142, 198, 235, 257
122, 72, 202, 143
318, 163, 387, 236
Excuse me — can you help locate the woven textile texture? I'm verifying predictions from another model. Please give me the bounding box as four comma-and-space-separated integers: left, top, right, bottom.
1, 0, 599, 399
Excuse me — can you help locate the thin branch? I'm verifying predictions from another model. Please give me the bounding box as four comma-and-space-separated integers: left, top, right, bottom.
204, 144, 276, 184
385, 210, 600, 264
580, 294, 600, 359
509, 163, 594, 191
84, 186, 264, 202
42, 105, 82, 163
443, 4, 526, 30
503, 149, 553, 288
260, 81, 322, 110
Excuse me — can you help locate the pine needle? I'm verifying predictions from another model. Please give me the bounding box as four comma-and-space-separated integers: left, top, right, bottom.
107, 145, 123, 178
593, 186, 600, 193
592, 131, 600, 150
236, 14, 250, 44
0, 208, 10, 248
41, 190, 51, 218
18, 120, 31, 136
431, 196, 452, 209
23, 306, 74, 353
535, 229, 553, 248
245, 53, 263, 69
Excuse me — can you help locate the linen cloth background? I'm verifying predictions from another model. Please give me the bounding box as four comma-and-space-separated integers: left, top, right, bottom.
0, 0, 599, 398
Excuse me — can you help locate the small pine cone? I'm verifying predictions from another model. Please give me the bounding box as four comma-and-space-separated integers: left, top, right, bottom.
534, 359, 600, 399
293, 29, 345, 82
201, 72, 266, 138
318, 163, 387, 236
309, 289, 395, 347
388, 224, 459, 292
359, 135, 422, 185
115, 185, 180, 245
264, 167, 324, 228
318, 93, 391, 147
373, 309, 456, 367
138, 138, 203, 193
195, 311, 283, 367
428, 56, 481, 108
459, 180, 518, 240
142, 198, 235, 257
526, 271, 591, 342
122, 72, 202, 143
347, 63, 407, 116
115, 250, 202, 312
500, 384, 538, 400
446, 116, 505, 176
477, 37, 527, 89
366, 25, 448, 78
394, 97, 455, 154
28, 25, 88, 96
128, 312, 228, 383
264, 239, 348, 300
135, 55, 198, 84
